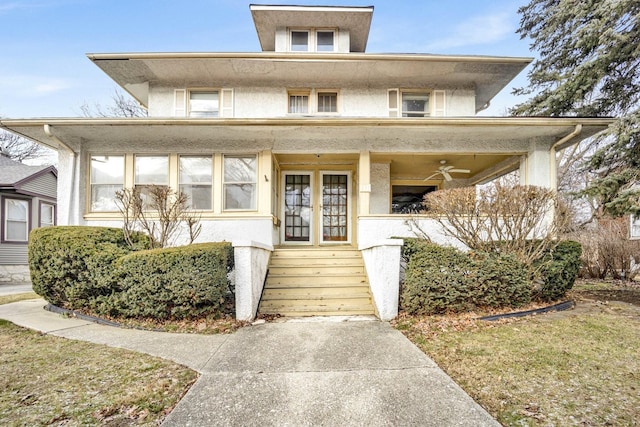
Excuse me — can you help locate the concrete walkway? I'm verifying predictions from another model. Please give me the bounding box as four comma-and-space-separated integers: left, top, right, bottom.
0, 298, 500, 427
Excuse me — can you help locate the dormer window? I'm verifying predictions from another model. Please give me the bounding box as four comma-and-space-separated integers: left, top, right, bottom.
289, 29, 335, 52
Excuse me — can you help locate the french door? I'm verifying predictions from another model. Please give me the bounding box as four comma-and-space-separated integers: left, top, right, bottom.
282, 171, 351, 245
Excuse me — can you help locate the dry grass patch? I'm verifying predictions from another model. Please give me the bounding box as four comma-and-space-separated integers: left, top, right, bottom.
0, 292, 39, 305
395, 303, 640, 426
0, 319, 197, 426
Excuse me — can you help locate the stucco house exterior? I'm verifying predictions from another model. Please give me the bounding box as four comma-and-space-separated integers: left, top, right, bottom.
0, 5, 611, 319
0, 155, 57, 282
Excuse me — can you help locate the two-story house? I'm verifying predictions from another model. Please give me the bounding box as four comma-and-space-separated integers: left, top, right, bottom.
0, 5, 612, 320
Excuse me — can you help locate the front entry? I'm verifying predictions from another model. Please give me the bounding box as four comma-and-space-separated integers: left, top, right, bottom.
282, 171, 352, 245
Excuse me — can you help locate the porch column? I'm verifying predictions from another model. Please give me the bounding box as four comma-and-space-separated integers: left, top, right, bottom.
258, 150, 273, 215
519, 139, 556, 189
359, 150, 371, 215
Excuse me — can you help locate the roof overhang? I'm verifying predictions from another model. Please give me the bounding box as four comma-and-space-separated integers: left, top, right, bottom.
0, 117, 613, 154
250, 4, 374, 52
87, 52, 532, 112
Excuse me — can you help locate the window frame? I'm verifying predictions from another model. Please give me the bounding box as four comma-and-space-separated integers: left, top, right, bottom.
89, 154, 125, 213
39, 201, 56, 227
287, 89, 340, 115
401, 91, 432, 118
179, 155, 214, 211
288, 90, 311, 114
289, 28, 336, 52
2, 197, 30, 243
188, 90, 220, 118
222, 155, 258, 212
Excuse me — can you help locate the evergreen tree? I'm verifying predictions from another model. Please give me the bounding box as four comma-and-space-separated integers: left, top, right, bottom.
512, 0, 640, 217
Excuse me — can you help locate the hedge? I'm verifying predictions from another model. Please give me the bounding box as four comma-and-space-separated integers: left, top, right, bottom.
28, 226, 149, 309
401, 238, 581, 315
401, 241, 531, 315
96, 242, 234, 320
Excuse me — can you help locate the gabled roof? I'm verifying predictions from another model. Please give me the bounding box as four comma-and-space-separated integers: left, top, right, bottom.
0, 156, 57, 190
250, 4, 374, 52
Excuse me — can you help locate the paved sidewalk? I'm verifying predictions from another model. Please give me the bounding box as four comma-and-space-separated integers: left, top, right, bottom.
0, 282, 33, 296
0, 299, 499, 427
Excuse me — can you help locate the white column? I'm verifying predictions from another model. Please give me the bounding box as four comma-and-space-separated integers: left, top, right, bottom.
359, 151, 371, 215
520, 140, 556, 189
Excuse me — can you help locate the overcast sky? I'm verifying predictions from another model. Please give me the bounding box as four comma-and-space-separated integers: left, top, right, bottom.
0, 0, 532, 118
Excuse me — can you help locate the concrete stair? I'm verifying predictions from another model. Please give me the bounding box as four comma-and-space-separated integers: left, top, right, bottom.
258, 247, 375, 317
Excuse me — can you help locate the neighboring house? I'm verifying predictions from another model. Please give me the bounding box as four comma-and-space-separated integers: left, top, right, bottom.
0, 155, 57, 282
0, 5, 612, 318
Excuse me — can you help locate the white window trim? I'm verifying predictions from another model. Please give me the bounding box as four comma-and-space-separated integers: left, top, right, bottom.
289, 28, 336, 52
174, 88, 234, 118
388, 89, 446, 117
3, 198, 30, 243
39, 202, 56, 227
287, 89, 340, 116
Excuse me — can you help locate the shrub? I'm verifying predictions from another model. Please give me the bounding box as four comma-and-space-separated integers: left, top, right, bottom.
98, 242, 234, 320
535, 240, 582, 301
401, 242, 531, 315
28, 226, 149, 309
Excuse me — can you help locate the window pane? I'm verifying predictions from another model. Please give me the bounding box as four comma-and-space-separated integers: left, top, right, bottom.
291, 31, 308, 51
90, 156, 124, 212
317, 92, 337, 112
317, 31, 334, 51
135, 156, 168, 185
224, 184, 256, 210
289, 94, 309, 113
224, 156, 256, 182
91, 156, 124, 184
40, 204, 54, 227
5, 199, 28, 241
189, 91, 219, 118
402, 92, 430, 117
180, 156, 213, 210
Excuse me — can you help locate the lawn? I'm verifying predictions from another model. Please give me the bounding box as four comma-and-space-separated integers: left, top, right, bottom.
0, 295, 198, 425
395, 282, 640, 426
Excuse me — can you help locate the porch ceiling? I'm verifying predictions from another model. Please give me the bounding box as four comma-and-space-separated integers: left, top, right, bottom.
0, 117, 613, 155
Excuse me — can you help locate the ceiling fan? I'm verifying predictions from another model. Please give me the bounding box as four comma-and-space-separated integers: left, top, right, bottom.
424, 160, 471, 181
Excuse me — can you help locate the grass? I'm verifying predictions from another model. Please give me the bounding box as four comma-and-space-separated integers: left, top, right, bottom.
395, 301, 640, 426
0, 318, 197, 425
0, 292, 39, 305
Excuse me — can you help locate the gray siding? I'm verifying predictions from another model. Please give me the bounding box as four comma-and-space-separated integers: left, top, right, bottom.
0, 244, 28, 265
20, 171, 57, 199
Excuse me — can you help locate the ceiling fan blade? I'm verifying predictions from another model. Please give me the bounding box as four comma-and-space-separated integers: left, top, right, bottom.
449, 168, 471, 174
443, 171, 453, 181
424, 172, 441, 181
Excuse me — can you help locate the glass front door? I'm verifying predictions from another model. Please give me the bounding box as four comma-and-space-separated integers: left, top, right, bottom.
282, 171, 351, 245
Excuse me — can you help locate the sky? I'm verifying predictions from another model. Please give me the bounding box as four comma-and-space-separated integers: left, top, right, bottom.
0, 0, 534, 118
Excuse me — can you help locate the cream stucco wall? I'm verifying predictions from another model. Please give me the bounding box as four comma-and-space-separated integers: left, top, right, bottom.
370, 162, 390, 214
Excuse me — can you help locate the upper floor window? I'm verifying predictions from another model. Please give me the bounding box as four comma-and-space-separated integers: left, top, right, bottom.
4, 198, 29, 242
90, 155, 124, 212
189, 91, 219, 118
288, 89, 339, 115
388, 89, 446, 118
290, 29, 335, 52
402, 92, 431, 117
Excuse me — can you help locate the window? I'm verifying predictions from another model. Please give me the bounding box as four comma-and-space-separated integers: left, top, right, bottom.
402, 92, 431, 117
317, 92, 338, 113
289, 89, 338, 114
289, 91, 310, 114
4, 199, 29, 242
90, 155, 124, 212
631, 214, 640, 239
391, 185, 436, 214
291, 31, 309, 51
189, 91, 219, 117
316, 31, 334, 52
135, 155, 169, 205
223, 155, 257, 210
290, 29, 335, 52
40, 203, 55, 227
179, 156, 213, 210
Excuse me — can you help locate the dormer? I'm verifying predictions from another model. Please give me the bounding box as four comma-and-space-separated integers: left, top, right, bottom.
250, 4, 374, 53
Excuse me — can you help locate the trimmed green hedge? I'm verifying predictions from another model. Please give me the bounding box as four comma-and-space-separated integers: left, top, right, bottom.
401, 241, 530, 315
536, 240, 582, 301
401, 238, 582, 315
28, 226, 234, 320
98, 243, 234, 320
28, 226, 150, 309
